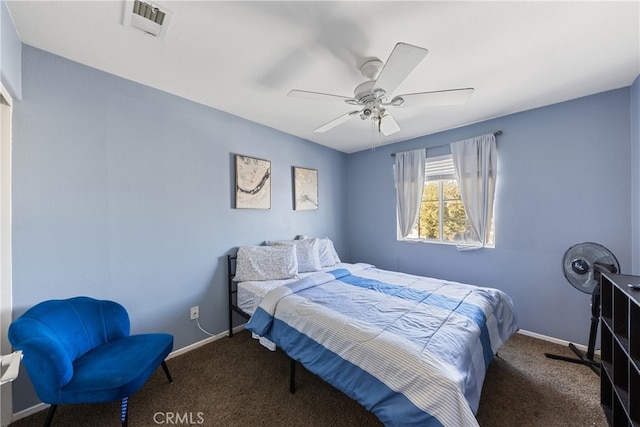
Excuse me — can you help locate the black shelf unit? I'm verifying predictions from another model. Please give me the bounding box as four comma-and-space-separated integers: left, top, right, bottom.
600, 272, 640, 426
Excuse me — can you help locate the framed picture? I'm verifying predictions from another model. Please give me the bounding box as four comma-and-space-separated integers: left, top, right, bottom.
235, 154, 271, 209
293, 166, 318, 210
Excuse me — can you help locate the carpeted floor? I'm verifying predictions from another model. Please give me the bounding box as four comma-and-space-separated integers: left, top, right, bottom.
10, 330, 607, 427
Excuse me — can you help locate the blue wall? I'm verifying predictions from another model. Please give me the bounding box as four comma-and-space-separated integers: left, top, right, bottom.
8, 30, 638, 415
347, 88, 632, 346
11, 46, 348, 410
631, 75, 640, 274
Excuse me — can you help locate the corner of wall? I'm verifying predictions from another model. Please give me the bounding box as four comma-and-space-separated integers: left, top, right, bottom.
1, 0, 23, 101
631, 75, 639, 274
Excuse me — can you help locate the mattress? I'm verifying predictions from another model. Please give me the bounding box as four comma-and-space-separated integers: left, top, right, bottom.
237, 263, 349, 315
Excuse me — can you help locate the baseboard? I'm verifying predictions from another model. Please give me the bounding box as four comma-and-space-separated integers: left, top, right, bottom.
10, 325, 246, 423
517, 329, 601, 356
11, 402, 50, 423
166, 325, 245, 359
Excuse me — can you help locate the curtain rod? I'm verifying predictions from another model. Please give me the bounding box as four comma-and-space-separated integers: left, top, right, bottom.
390, 130, 502, 157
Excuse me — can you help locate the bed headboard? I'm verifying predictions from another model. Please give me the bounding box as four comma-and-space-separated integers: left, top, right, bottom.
227, 253, 237, 282
227, 253, 249, 337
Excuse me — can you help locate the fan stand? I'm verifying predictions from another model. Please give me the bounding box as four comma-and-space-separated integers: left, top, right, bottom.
544, 284, 601, 376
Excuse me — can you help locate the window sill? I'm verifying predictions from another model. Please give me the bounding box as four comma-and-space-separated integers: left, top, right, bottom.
398, 238, 495, 249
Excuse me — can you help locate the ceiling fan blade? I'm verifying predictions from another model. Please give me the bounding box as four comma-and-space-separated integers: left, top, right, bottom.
314, 111, 360, 133
374, 43, 428, 96
392, 88, 474, 108
379, 112, 401, 136
288, 89, 356, 105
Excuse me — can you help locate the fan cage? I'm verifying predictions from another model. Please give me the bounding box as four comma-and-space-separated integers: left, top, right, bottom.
562, 242, 619, 294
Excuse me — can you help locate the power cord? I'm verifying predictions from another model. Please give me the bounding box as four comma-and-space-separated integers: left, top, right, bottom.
195, 318, 215, 336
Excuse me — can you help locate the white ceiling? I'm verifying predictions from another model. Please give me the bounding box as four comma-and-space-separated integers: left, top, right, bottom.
6, 1, 640, 153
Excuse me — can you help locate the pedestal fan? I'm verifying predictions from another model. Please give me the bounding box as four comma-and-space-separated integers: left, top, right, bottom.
544, 242, 620, 376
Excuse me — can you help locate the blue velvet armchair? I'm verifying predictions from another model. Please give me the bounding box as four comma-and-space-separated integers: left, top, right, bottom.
8, 296, 174, 426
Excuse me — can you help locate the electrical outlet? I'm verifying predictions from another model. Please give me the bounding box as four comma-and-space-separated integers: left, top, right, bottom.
190, 305, 199, 320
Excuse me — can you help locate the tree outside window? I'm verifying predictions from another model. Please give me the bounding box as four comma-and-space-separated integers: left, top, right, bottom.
404, 155, 494, 246
415, 179, 470, 243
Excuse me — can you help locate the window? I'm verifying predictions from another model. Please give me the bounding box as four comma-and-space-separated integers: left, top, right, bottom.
403, 155, 494, 246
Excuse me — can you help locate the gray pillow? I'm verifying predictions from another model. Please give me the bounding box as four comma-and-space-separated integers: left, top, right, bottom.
234, 246, 298, 282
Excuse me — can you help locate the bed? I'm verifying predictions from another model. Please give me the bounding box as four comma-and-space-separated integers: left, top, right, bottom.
228, 239, 519, 427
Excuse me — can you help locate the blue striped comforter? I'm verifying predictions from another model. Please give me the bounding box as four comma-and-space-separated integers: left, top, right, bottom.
246, 263, 519, 427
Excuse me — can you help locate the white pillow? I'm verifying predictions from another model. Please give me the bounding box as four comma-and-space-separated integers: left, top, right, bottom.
326, 238, 341, 264
234, 246, 298, 282
270, 239, 322, 273
293, 236, 341, 267
316, 238, 337, 267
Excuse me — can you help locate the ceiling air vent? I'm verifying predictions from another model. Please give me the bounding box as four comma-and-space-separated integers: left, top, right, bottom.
123, 0, 172, 39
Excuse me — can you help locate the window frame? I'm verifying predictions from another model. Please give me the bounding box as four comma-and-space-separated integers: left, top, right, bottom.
398, 154, 495, 247
419, 178, 468, 244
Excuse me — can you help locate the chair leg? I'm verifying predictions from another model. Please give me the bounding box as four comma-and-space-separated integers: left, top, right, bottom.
161, 361, 173, 383
121, 396, 128, 427
43, 404, 57, 427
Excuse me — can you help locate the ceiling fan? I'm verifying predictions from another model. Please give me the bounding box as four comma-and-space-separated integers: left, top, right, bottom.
288, 42, 474, 136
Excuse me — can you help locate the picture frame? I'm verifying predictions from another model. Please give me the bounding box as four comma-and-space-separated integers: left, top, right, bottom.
235, 154, 271, 209
293, 166, 318, 210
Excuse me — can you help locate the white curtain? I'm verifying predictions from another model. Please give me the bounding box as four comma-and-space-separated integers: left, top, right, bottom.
451, 133, 497, 250
394, 149, 426, 239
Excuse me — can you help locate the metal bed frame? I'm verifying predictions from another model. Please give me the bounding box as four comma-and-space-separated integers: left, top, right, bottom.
227, 254, 250, 336
226, 254, 297, 393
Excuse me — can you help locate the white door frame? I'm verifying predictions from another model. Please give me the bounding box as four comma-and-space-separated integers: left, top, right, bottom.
0, 82, 14, 426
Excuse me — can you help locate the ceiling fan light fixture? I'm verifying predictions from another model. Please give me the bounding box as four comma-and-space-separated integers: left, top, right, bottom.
360, 107, 373, 120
